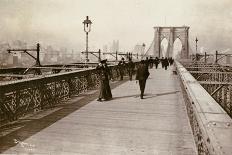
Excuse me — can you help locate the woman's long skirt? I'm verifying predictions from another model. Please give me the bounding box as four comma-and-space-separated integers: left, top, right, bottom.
99, 80, 112, 100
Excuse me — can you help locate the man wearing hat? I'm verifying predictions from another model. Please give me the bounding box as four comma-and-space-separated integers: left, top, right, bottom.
96, 59, 112, 101
136, 60, 150, 99
118, 57, 126, 80
127, 58, 135, 81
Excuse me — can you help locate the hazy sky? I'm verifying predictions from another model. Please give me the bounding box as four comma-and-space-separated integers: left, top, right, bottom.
0, 0, 231, 53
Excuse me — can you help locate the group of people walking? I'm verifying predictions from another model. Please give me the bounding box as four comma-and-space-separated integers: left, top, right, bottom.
151, 57, 174, 70
117, 57, 135, 81
96, 56, 174, 101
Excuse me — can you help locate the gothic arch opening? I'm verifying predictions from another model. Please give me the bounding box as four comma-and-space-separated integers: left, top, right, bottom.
173, 38, 182, 59
160, 38, 168, 57
150, 26, 189, 58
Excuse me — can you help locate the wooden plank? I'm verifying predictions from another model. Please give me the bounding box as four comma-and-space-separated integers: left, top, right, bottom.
2, 67, 197, 154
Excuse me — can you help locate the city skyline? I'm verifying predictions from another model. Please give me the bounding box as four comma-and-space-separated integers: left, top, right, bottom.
0, 0, 231, 53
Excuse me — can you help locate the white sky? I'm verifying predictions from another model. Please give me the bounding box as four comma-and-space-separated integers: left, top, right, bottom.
0, 0, 231, 53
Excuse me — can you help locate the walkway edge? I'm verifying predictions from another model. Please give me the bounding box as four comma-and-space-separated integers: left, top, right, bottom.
0, 79, 129, 153
176, 61, 232, 155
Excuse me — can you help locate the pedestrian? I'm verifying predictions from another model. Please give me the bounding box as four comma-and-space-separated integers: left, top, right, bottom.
161, 57, 165, 68
145, 57, 150, 68
168, 57, 174, 65
96, 59, 112, 102
149, 57, 154, 68
118, 58, 126, 80
154, 57, 160, 69
163, 57, 169, 70
127, 58, 135, 81
136, 60, 150, 99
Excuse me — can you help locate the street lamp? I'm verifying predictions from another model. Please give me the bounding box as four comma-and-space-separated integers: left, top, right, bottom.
83, 16, 92, 62
195, 37, 199, 61
195, 37, 198, 53
141, 43, 146, 59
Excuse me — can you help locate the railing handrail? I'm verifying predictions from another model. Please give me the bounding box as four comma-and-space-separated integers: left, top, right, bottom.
0, 63, 125, 86
176, 61, 232, 155
0, 68, 92, 87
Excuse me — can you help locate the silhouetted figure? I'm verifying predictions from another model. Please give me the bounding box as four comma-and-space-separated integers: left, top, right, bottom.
161, 57, 165, 68
168, 57, 174, 65
149, 57, 154, 68
163, 57, 169, 70
136, 60, 150, 99
154, 57, 160, 69
96, 59, 112, 102
118, 58, 126, 80
127, 58, 135, 81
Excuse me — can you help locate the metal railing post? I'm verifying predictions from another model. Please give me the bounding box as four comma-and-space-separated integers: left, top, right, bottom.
215, 50, 218, 64
204, 52, 207, 64
98, 49, 101, 62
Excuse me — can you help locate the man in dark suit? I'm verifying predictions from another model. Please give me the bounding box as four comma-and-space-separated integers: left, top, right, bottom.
127, 58, 135, 81
118, 58, 126, 80
136, 60, 150, 99
154, 57, 160, 69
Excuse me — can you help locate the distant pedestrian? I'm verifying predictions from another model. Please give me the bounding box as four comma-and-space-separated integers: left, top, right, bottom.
163, 57, 169, 70
118, 58, 126, 80
136, 60, 150, 99
96, 59, 112, 102
168, 57, 174, 65
127, 58, 135, 81
145, 57, 150, 69
149, 57, 154, 68
161, 57, 165, 68
154, 57, 160, 69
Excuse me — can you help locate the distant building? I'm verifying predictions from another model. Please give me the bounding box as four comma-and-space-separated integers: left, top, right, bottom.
102, 40, 119, 61
103, 45, 108, 53
0, 42, 10, 67
111, 40, 119, 53
133, 44, 145, 55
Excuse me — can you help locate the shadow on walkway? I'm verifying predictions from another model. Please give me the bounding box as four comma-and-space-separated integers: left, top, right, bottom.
111, 94, 140, 100
111, 90, 180, 100
144, 90, 180, 99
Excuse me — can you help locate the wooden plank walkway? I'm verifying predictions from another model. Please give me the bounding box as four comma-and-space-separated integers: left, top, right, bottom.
2, 67, 197, 155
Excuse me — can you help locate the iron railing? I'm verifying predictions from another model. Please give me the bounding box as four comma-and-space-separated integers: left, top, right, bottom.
0, 63, 138, 124
175, 62, 210, 154
181, 61, 232, 118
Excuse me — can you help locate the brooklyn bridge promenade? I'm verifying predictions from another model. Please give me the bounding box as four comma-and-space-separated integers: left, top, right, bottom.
0, 66, 198, 155
1, 62, 232, 155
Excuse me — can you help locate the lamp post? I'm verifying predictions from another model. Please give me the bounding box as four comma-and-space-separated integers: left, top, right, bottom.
195, 37, 198, 53
83, 16, 92, 62
195, 37, 198, 60
142, 43, 146, 59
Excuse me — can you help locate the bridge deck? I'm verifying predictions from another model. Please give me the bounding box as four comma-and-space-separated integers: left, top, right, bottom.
2, 67, 197, 155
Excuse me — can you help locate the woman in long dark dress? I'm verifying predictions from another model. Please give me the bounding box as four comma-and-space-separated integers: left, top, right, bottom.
96, 60, 112, 101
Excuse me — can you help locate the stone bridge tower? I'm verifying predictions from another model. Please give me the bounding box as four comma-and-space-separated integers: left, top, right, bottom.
153, 26, 189, 59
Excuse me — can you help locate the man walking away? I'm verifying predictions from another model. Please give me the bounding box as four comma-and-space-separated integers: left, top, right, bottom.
127, 58, 135, 81
154, 57, 160, 69
136, 60, 150, 99
118, 58, 126, 80
161, 57, 165, 68
149, 57, 154, 68
169, 57, 174, 65
164, 57, 169, 70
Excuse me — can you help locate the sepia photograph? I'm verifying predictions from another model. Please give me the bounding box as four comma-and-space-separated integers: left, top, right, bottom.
0, 0, 232, 154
